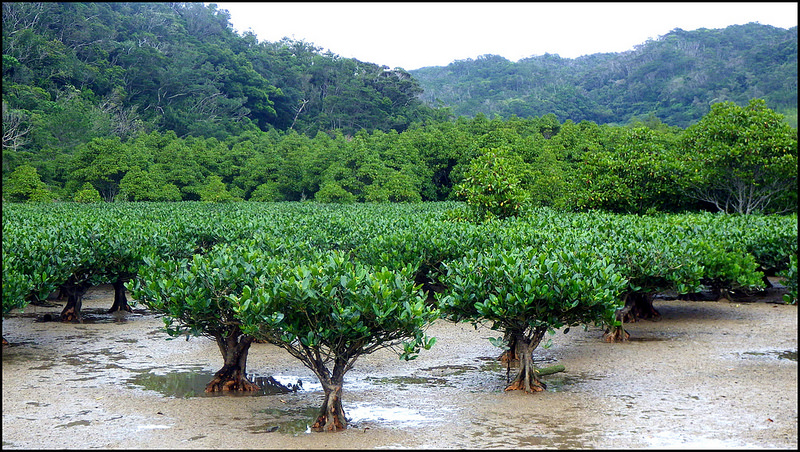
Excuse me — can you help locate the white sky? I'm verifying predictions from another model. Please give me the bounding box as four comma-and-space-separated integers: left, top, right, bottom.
214, 2, 798, 70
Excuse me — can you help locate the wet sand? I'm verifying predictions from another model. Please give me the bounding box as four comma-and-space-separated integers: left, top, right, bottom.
2, 284, 797, 449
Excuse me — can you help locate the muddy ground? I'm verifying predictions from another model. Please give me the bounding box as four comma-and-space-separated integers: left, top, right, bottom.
2, 282, 797, 449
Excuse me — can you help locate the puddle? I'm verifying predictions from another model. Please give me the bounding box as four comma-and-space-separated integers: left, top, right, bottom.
25, 308, 150, 324
740, 350, 798, 361
476, 355, 558, 372
249, 400, 437, 435
364, 375, 451, 388
347, 403, 435, 427
270, 375, 322, 392
250, 406, 320, 435
59, 348, 128, 369
126, 370, 320, 398
420, 364, 477, 376
542, 372, 604, 393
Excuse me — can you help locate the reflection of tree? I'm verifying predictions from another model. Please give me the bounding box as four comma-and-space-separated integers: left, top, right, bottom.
250, 375, 302, 393
131, 371, 300, 398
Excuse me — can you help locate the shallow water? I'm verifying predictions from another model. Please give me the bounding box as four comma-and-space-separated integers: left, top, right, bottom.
2, 284, 797, 449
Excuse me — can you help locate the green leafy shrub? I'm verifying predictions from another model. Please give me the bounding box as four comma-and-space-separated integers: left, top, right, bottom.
779, 252, 798, 305
73, 182, 102, 203
233, 249, 438, 431
314, 181, 355, 203
453, 147, 530, 221
439, 244, 626, 392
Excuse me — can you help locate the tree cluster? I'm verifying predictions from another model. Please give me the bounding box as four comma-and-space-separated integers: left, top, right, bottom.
7, 101, 795, 215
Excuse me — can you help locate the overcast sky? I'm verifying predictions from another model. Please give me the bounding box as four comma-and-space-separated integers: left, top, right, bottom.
214, 2, 798, 70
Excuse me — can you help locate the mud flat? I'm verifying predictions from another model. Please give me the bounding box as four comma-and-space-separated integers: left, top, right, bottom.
2, 284, 796, 449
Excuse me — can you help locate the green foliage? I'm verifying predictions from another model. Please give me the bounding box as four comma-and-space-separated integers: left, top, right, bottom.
2, 202, 199, 317
453, 147, 530, 220
68, 136, 148, 202
314, 181, 355, 204
3, 200, 797, 409
195, 175, 235, 203
129, 245, 280, 340
439, 244, 627, 346
233, 249, 439, 362
2, 262, 32, 316
4, 164, 54, 202
230, 246, 438, 430
73, 182, 102, 203
118, 166, 182, 202
779, 252, 798, 305
1, 1, 437, 156
570, 126, 683, 213
2, 4, 796, 218
676, 99, 798, 214
249, 182, 283, 202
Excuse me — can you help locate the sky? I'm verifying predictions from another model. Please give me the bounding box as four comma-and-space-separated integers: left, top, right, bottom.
214, 2, 798, 70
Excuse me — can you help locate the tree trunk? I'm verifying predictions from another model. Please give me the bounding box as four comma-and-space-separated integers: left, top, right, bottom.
59, 281, 91, 322
310, 358, 349, 432
107, 276, 133, 313
312, 379, 347, 432
708, 285, 733, 302
604, 293, 632, 342
623, 292, 660, 322
604, 292, 661, 342
205, 328, 259, 392
499, 329, 518, 363
504, 327, 547, 393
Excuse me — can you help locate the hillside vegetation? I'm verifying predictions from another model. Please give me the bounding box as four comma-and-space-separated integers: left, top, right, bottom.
2, 3, 796, 214
411, 23, 797, 128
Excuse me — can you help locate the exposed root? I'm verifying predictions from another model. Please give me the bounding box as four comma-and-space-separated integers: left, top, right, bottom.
504, 379, 545, 393
311, 383, 347, 432
204, 375, 260, 393
107, 304, 133, 314
60, 307, 81, 323
311, 413, 346, 432
603, 326, 631, 342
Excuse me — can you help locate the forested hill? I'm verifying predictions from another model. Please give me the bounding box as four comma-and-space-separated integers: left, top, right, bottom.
2, 2, 443, 146
410, 23, 798, 128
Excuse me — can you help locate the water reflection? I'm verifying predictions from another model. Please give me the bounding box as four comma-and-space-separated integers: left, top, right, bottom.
346, 403, 434, 427
251, 406, 319, 435
740, 349, 798, 361
127, 370, 320, 398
